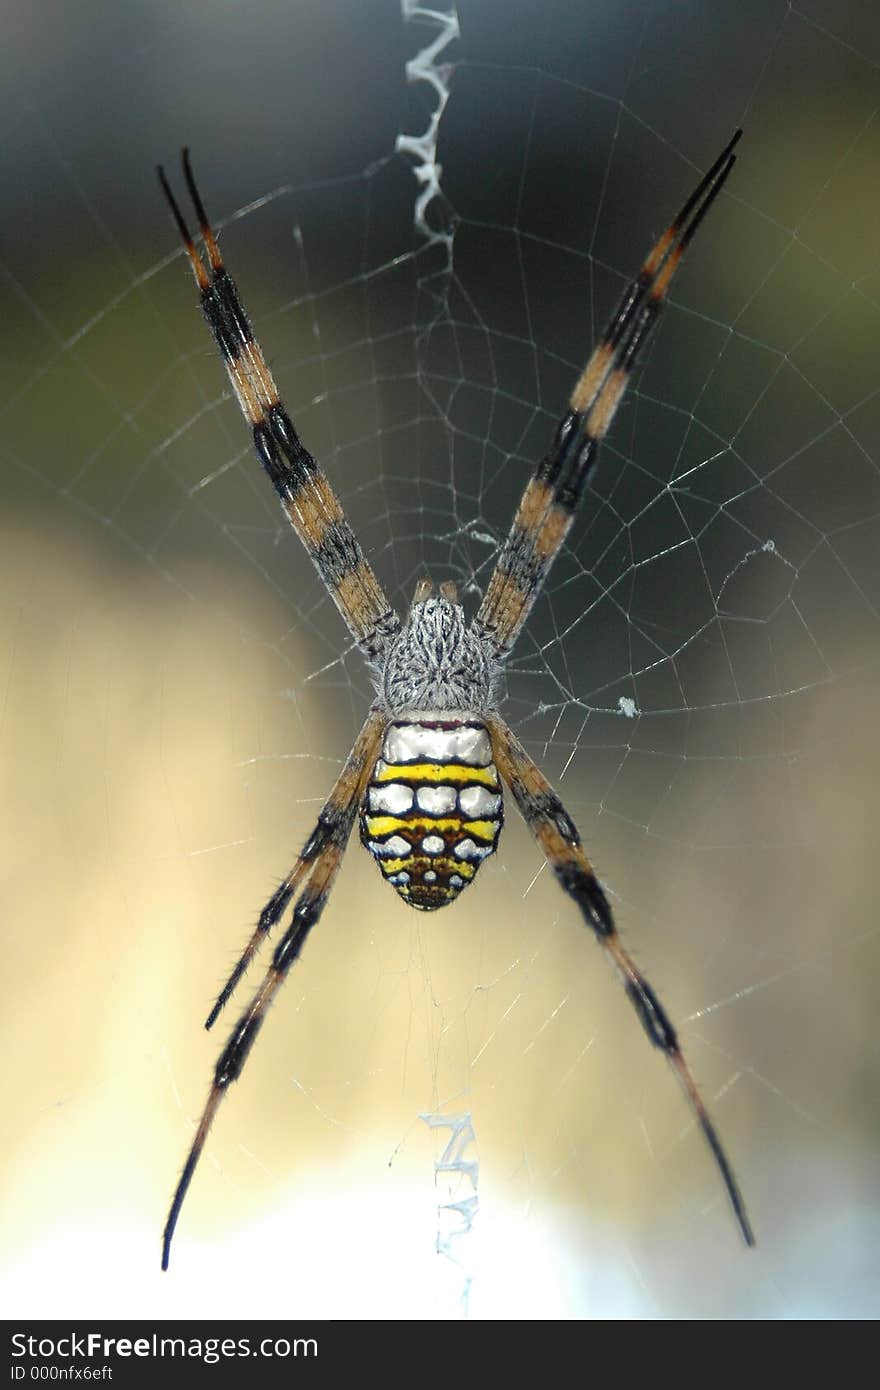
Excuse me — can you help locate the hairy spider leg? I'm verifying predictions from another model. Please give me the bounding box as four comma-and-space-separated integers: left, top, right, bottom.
487, 711, 754, 1248
161, 706, 387, 1270
158, 154, 399, 664
473, 130, 741, 660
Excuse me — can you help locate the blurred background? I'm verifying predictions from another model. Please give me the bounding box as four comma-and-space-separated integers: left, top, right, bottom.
2, 0, 879, 1319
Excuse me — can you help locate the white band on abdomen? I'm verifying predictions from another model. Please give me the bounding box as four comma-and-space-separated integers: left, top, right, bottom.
384, 720, 492, 767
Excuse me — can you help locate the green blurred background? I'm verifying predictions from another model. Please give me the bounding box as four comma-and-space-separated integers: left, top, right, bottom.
2, 0, 879, 1318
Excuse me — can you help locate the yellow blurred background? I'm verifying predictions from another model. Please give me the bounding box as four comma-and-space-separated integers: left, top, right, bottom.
2, 0, 879, 1319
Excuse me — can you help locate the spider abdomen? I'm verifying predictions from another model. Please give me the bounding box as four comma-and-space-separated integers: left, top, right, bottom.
360, 714, 503, 910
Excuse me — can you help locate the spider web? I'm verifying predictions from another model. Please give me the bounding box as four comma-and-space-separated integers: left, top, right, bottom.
2, 0, 879, 1321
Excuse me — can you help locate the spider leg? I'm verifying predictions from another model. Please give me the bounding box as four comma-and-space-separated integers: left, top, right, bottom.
162, 706, 386, 1270
157, 155, 400, 665
486, 712, 755, 1247
473, 130, 741, 662
204, 709, 388, 1030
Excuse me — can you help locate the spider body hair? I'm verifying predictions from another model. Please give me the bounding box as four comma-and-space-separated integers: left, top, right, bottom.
380, 586, 496, 715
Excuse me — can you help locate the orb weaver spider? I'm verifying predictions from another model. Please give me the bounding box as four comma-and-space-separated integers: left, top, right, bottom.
158, 128, 752, 1268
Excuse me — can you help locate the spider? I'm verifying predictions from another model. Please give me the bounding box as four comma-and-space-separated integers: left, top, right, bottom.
158, 129, 753, 1269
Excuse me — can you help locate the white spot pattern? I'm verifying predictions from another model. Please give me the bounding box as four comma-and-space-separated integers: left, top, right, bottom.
416, 784, 457, 814
458, 785, 501, 817
369, 835, 412, 858
369, 783, 414, 814
453, 838, 492, 861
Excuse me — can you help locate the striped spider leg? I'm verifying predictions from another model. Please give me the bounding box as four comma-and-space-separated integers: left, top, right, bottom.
157, 154, 404, 1266
158, 152, 400, 666
475, 133, 754, 1245
486, 715, 754, 1246
472, 128, 741, 660
162, 705, 387, 1270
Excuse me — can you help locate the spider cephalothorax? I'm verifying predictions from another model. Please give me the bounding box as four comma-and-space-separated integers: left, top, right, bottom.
381, 580, 494, 714
159, 131, 754, 1270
